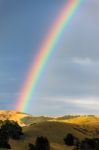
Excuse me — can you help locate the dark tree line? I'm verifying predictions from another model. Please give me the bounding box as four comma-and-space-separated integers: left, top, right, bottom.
64, 133, 99, 150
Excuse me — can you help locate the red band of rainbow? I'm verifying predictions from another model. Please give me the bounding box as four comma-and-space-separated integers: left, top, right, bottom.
17, 0, 82, 112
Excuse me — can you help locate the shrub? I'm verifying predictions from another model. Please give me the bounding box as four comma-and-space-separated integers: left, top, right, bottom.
28, 143, 36, 150
64, 133, 75, 146
35, 136, 50, 150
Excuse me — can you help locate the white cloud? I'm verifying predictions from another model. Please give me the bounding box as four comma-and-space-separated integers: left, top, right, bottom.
72, 57, 93, 65
39, 96, 99, 111
73, 97, 99, 110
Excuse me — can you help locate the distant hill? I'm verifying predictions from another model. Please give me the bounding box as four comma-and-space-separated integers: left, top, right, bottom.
0, 110, 99, 150
0, 110, 52, 126
0, 110, 30, 126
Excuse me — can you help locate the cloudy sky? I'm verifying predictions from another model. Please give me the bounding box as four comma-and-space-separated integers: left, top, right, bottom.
0, 0, 99, 115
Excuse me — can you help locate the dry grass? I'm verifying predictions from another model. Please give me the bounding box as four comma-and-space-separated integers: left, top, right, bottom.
1, 111, 99, 150
0, 110, 29, 126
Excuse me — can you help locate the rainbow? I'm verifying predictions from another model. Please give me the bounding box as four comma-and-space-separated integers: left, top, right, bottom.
17, 0, 82, 112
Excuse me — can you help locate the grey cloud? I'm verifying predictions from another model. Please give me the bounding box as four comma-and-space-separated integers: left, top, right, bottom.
0, 0, 99, 115
29, 96, 99, 116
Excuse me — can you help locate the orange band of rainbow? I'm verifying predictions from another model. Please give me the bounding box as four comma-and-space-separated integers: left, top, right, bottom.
17, 0, 82, 112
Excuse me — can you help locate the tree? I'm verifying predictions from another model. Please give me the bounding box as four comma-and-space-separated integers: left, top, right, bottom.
1, 120, 23, 140
64, 133, 75, 146
35, 136, 50, 150
0, 128, 11, 149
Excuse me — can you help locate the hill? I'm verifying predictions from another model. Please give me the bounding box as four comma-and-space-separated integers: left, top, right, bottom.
0, 110, 52, 126
0, 111, 99, 150
0, 110, 29, 126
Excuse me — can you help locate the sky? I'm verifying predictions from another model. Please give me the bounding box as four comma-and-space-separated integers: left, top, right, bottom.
0, 0, 99, 115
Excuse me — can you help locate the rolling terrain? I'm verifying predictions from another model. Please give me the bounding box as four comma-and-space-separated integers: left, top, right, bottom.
0, 111, 99, 150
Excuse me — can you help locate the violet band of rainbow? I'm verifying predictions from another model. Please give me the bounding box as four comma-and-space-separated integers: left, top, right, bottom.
17, 0, 82, 112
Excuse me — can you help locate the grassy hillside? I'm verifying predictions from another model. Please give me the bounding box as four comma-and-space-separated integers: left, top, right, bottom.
9, 121, 99, 150
0, 111, 99, 150
0, 110, 29, 126
9, 121, 84, 150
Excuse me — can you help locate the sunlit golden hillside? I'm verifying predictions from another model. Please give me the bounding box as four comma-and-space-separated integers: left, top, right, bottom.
0, 111, 99, 150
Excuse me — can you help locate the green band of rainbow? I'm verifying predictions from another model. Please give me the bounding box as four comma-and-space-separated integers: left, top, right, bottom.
17, 0, 82, 112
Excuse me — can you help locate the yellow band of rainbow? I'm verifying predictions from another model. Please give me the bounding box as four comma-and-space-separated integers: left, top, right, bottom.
17, 0, 82, 112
